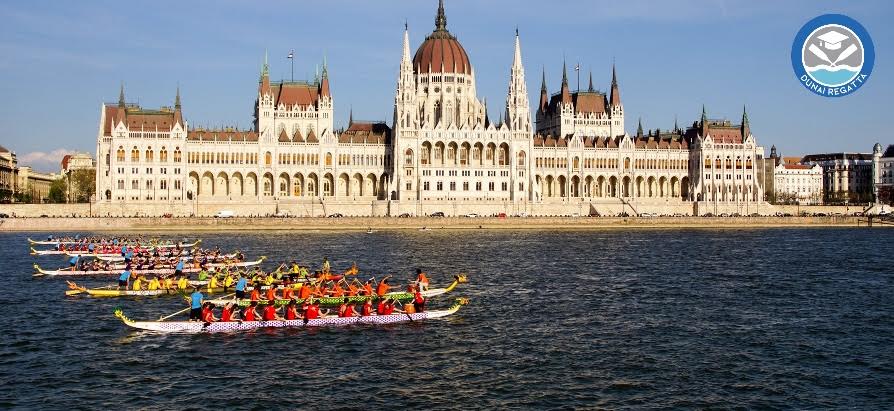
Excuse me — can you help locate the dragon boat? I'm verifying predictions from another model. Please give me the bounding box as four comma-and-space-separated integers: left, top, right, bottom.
205, 274, 468, 307
28, 238, 200, 247
32, 257, 266, 277
30, 241, 201, 256
88, 252, 238, 262
114, 298, 468, 333
65, 280, 284, 297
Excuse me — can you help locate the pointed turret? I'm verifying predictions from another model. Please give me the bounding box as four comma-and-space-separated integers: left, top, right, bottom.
700, 105, 709, 136
320, 59, 331, 97
118, 82, 125, 108
741, 105, 750, 136
636, 118, 643, 138
588, 71, 594, 92
402, 23, 411, 63
560, 60, 571, 104
259, 51, 271, 95
609, 64, 621, 106
505, 29, 531, 132
539, 68, 548, 113
173, 85, 183, 127
349, 106, 353, 126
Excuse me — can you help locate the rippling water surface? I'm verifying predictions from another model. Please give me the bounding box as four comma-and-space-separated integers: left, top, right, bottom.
1, 228, 892, 409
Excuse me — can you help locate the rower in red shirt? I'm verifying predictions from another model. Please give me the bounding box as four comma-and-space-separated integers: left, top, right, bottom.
220, 302, 235, 322
305, 301, 320, 320
361, 298, 374, 316
201, 303, 218, 323
413, 289, 426, 313
285, 300, 300, 320
376, 298, 388, 315
262, 303, 280, 321
265, 286, 277, 301
384, 299, 396, 315
242, 301, 259, 321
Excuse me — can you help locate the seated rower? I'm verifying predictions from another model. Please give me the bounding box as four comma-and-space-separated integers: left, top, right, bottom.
249, 283, 261, 301
338, 298, 357, 318
242, 301, 259, 321
177, 276, 189, 290
262, 301, 281, 321
163, 276, 174, 290
147, 277, 160, 291
298, 282, 314, 300
265, 285, 278, 302
131, 275, 143, 291
305, 298, 321, 320
322, 257, 331, 274
376, 297, 388, 315
207, 275, 218, 291
201, 302, 218, 323
384, 298, 397, 315
220, 302, 236, 322
361, 298, 374, 316
362, 280, 374, 296
285, 300, 300, 321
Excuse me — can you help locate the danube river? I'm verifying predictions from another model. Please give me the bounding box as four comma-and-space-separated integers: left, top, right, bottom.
2, 228, 892, 409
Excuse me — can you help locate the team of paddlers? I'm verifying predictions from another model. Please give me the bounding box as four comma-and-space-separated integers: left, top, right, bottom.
185, 262, 430, 322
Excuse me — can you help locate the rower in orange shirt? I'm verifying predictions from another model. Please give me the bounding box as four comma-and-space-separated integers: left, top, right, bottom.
249, 283, 261, 302
331, 282, 345, 298
299, 282, 314, 299
415, 268, 429, 291
347, 280, 360, 296
265, 285, 277, 302
376, 275, 392, 296
362, 280, 374, 296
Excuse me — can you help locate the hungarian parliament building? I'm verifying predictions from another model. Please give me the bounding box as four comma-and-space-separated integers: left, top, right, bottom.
94, 1, 767, 217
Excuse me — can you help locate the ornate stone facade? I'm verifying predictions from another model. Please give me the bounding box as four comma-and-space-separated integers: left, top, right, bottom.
93, 0, 768, 216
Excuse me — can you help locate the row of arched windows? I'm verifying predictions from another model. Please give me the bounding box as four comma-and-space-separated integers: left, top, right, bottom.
704, 156, 754, 169
116, 146, 180, 163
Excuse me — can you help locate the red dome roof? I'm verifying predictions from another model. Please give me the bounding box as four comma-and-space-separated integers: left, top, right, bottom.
413, 36, 470, 75
412, 0, 471, 75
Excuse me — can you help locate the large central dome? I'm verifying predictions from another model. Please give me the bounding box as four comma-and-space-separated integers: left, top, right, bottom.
412, 0, 471, 75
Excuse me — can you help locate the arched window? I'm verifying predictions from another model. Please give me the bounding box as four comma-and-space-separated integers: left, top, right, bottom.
159, 147, 168, 162
325, 152, 333, 166
404, 149, 414, 166
265, 151, 272, 166
174, 148, 181, 162
131, 146, 139, 162
517, 151, 526, 166
145, 147, 154, 162
624, 157, 631, 170
116, 146, 125, 162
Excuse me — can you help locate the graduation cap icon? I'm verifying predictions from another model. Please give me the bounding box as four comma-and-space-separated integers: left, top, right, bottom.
817, 30, 848, 51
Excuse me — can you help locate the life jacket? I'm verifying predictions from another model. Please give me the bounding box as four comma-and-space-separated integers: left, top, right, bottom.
376, 282, 389, 296
250, 289, 260, 301
221, 308, 233, 322
376, 301, 386, 315
344, 305, 355, 317
362, 303, 373, 316
266, 287, 276, 301
299, 285, 313, 299
306, 305, 320, 320
414, 292, 425, 304
286, 306, 298, 320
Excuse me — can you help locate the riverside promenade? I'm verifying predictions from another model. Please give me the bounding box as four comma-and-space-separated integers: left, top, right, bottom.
0, 215, 884, 232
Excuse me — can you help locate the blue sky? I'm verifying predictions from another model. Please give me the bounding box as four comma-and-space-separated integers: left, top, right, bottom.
1, 0, 891, 172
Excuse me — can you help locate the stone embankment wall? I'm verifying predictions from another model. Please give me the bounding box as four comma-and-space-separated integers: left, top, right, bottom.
0, 215, 877, 232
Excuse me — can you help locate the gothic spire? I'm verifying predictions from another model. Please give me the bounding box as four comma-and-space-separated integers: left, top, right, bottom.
609, 64, 621, 106
588, 71, 594, 92
636, 117, 643, 138
435, 0, 447, 32
118, 82, 125, 108
402, 23, 411, 63
741, 104, 750, 136
512, 29, 522, 68
174, 84, 181, 109
560, 60, 571, 103
483, 98, 491, 128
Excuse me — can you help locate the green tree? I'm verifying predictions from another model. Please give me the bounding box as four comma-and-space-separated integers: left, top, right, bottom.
70, 169, 95, 202
47, 179, 67, 203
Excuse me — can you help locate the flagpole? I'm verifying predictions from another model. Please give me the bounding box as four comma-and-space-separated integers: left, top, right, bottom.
288, 49, 294, 82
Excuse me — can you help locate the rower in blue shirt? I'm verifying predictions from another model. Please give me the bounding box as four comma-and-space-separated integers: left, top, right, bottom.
121, 245, 128, 257
235, 275, 248, 299
68, 255, 80, 271
124, 250, 134, 263
175, 259, 185, 276
189, 287, 204, 321
88, 243, 95, 252
117, 269, 132, 290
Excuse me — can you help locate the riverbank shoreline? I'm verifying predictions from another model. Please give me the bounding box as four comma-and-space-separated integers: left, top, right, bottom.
1, 216, 887, 232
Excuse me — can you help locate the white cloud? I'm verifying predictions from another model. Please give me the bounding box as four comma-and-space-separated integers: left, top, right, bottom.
17, 149, 76, 173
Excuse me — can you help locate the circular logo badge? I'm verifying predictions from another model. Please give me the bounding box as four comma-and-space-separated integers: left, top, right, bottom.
792, 14, 874, 97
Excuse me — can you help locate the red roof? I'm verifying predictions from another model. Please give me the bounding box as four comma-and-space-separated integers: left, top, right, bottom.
783, 164, 813, 170
273, 83, 320, 107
